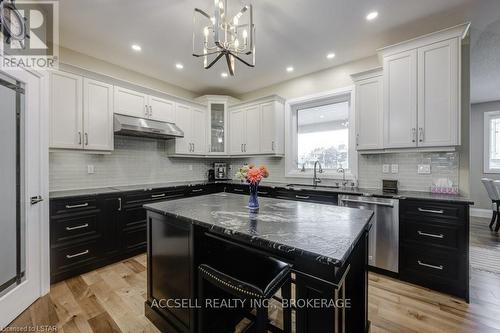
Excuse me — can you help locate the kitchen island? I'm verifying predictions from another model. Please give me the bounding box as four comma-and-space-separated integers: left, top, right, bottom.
144, 192, 373, 333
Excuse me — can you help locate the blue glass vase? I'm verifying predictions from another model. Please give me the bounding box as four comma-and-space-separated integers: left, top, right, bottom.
248, 182, 259, 210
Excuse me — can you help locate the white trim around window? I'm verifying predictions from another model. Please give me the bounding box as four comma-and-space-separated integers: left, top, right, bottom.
484, 110, 500, 173
284, 86, 357, 180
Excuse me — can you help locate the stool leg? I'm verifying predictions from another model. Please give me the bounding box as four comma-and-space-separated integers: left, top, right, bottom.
198, 276, 205, 333
255, 305, 268, 333
281, 282, 292, 333
490, 210, 497, 230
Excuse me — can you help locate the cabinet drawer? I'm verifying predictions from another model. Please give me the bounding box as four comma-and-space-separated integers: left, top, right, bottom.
124, 189, 185, 205
52, 213, 100, 244
400, 245, 464, 286
401, 200, 465, 221
226, 184, 274, 197
275, 190, 337, 205
51, 197, 98, 216
52, 239, 100, 273
123, 226, 147, 252
401, 220, 463, 250
185, 185, 214, 196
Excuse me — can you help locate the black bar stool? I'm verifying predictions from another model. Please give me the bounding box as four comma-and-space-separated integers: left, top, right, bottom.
198, 249, 292, 333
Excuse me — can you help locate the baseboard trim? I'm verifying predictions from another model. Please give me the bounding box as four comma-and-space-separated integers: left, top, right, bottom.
470, 208, 492, 218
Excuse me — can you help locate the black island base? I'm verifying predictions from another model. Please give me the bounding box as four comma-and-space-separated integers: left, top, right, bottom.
143, 193, 373, 333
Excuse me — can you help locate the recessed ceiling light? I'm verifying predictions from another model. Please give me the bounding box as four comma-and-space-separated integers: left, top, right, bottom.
286, 66, 294, 73
326, 53, 336, 59
221, 72, 228, 78
366, 11, 378, 21
131, 44, 142, 52
320, 115, 325, 119
175, 63, 184, 69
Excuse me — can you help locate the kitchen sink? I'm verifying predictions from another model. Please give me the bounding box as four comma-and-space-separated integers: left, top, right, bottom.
285, 183, 340, 189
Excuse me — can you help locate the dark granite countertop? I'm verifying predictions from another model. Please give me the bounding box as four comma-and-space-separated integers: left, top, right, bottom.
144, 193, 374, 267
50, 179, 473, 204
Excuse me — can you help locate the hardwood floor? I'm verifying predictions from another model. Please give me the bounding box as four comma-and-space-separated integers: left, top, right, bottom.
6, 217, 500, 332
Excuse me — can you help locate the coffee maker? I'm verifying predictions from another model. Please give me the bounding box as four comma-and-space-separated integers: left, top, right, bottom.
214, 162, 228, 180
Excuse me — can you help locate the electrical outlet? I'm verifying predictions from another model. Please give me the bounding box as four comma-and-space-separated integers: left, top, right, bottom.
417, 164, 431, 174
189, 164, 193, 171
391, 164, 398, 174
87, 165, 95, 174
382, 164, 390, 173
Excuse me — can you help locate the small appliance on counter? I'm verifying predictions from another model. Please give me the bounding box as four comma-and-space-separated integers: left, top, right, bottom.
207, 169, 215, 182
214, 162, 229, 180
382, 179, 398, 194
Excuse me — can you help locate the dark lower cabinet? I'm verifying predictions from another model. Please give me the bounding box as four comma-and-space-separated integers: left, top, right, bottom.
399, 199, 469, 301
50, 185, 208, 283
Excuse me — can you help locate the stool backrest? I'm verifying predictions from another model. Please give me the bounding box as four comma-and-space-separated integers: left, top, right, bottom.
482, 178, 500, 201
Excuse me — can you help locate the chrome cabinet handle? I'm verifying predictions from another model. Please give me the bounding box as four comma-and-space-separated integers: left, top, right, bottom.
417, 260, 443, 270
233, 188, 245, 192
66, 250, 89, 259
84, 133, 89, 146
271, 141, 275, 151
245, 144, 247, 152
192, 143, 195, 152
151, 193, 166, 198
356, 134, 359, 147
295, 195, 310, 199
117, 198, 122, 211
149, 105, 153, 117
417, 230, 444, 239
418, 208, 444, 214
78, 131, 82, 145
418, 127, 424, 142
412, 128, 416, 143
241, 144, 244, 152
65, 203, 89, 209
65, 223, 89, 231
258, 191, 268, 195
145, 105, 149, 117
340, 198, 394, 207
191, 188, 204, 193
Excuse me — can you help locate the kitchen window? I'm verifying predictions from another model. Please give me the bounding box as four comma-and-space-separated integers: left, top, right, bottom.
484, 111, 500, 173
285, 88, 356, 179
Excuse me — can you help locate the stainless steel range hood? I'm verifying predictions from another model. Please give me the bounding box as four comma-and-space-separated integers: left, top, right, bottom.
114, 114, 184, 139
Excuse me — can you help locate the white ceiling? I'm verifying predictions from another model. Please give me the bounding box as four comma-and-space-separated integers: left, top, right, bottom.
57, 0, 500, 102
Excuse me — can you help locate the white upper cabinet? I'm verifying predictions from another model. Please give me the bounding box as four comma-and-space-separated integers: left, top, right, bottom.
83, 78, 114, 151
352, 69, 383, 150
50, 71, 113, 151
50, 71, 83, 149
114, 86, 148, 118
228, 97, 285, 156
378, 23, 467, 150
417, 38, 459, 146
191, 108, 207, 154
229, 108, 246, 155
244, 105, 261, 154
149, 95, 175, 123
383, 50, 418, 148
260, 101, 285, 154
167, 103, 207, 155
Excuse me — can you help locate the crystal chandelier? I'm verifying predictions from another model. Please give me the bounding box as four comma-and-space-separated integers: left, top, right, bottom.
193, 0, 255, 76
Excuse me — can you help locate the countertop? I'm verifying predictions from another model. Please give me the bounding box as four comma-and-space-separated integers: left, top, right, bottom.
49, 179, 473, 204
144, 193, 373, 267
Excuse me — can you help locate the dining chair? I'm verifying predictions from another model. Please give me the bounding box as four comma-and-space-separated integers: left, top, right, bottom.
481, 178, 500, 231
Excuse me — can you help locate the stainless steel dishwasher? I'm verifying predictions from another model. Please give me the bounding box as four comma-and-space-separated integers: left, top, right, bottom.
339, 194, 399, 273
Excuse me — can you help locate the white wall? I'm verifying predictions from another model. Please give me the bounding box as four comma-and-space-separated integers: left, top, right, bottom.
60, 47, 197, 100
238, 56, 380, 101
470, 100, 500, 209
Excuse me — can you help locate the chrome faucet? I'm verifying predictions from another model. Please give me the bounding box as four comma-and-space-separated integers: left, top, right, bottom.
313, 161, 323, 187
337, 167, 347, 187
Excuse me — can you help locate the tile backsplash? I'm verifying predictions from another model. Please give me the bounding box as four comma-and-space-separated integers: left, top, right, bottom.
49, 136, 213, 191
49, 135, 460, 193
357, 152, 459, 191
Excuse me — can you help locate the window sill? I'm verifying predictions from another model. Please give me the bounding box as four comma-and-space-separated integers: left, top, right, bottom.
286, 170, 355, 180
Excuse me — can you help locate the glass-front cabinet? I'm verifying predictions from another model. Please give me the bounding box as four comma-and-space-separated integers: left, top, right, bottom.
195, 95, 240, 155
209, 103, 226, 153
